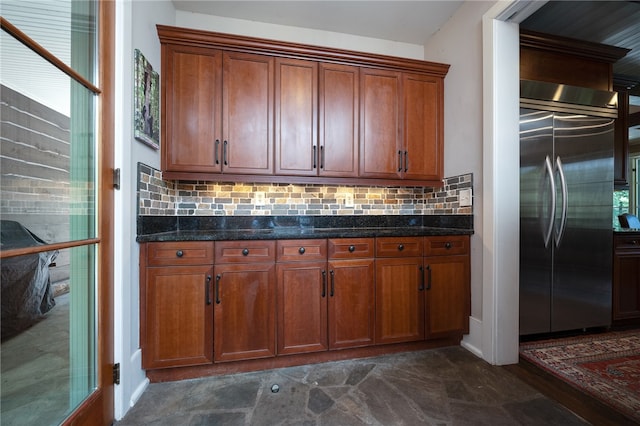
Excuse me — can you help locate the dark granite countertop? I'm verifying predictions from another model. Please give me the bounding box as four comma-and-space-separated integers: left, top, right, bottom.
137, 215, 473, 242
614, 227, 640, 235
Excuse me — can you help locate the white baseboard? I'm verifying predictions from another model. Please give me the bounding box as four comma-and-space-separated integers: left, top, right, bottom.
461, 316, 483, 359
130, 376, 149, 408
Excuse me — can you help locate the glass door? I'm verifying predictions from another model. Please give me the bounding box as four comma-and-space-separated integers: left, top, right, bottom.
0, 1, 113, 424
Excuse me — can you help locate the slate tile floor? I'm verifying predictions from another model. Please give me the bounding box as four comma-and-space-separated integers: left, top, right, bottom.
116, 347, 589, 426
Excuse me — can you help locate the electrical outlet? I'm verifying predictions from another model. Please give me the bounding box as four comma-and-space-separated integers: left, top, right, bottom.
344, 193, 354, 208
255, 192, 266, 206
459, 188, 472, 207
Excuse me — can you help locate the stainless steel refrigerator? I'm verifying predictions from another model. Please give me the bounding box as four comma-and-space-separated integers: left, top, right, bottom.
519, 80, 617, 336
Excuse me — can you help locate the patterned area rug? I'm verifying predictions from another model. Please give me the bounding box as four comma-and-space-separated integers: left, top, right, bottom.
520, 330, 640, 422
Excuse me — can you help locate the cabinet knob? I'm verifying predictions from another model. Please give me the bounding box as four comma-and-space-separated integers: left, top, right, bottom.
633, 240, 639, 245
242, 248, 250, 256
176, 250, 184, 257
348, 245, 356, 253
398, 244, 404, 251
445, 242, 452, 250
299, 247, 306, 254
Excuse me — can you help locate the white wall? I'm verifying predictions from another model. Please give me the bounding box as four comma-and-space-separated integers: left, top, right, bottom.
114, 0, 174, 420
422, 0, 496, 356
175, 11, 425, 59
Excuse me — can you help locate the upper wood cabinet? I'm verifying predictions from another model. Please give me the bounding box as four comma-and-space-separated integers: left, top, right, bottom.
222, 52, 274, 175
275, 58, 318, 176
403, 73, 443, 181
520, 30, 628, 92
359, 70, 443, 181
158, 25, 449, 186
360, 68, 402, 179
319, 63, 360, 177
162, 45, 222, 173
162, 46, 274, 175
614, 83, 630, 187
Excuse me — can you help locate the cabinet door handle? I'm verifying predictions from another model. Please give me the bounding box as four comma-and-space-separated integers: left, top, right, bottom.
426, 265, 432, 290
404, 151, 408, 172
348, 245, 356, 253
205, 275, 212, 305
397, 150, 403, 172
419, 266, 425, 291
215, 274, 221, 304
398, 244, 404, 251
223, 140, 228, 166
215, 139, 220, 165
313, 145, 317, 169
445, 242, 452, 250
322, 270, 327, 298
330, 270, 335, 297
320, 145, 325, 169
242, 248, 250, 256
176, 250, 184, 258
299, 247, 306, 255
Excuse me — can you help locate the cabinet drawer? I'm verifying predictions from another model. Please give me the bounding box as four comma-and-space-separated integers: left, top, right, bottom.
146, 241, 214, 266
215, 240, 276, 263
328, 238, 374, 259
277, 239, 327, 262
424, 235, 469, 256
614, 235, 640, 252
375, 237, 423, 257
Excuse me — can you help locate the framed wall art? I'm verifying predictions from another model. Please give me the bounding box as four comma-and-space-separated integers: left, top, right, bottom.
134, 48, 160, 149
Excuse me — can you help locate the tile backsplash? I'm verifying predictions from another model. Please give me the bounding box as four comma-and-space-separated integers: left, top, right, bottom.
137, 163, 473, 216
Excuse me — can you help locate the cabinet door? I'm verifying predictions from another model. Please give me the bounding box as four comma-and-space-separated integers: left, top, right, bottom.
424, 255, 470, 338
213, 263, 276, 362
613, 254, 640, 320
613, 235, 640, 321
275, 58, 318, 176
360, 68, 402, 179
319, 63, 359, 177
276, 261, 328, 355
222, 51, 274, 175
375, 257, 425, 344
143, 265, 213, 369
403, 73, 443, 181
328, 258, 375, 349
163, 45, 222, 173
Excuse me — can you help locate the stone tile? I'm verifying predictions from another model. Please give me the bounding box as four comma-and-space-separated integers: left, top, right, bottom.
503, 397, 590, 425
191, 380, 261, 410
345, 363, 375, 386
189, 412, 247, 426
250, 375, 313, 425
448, 401, 517, 426
355, 375, 430, 425
113, 347, 592, 426
317, 404, 372, 426
308, 387, 334, 414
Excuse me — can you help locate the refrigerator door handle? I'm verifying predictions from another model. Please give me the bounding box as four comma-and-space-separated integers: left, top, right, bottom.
543, 155, 556, 248
555, 156, 568, 247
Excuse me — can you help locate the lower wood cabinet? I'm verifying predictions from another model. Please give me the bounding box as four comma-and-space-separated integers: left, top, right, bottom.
141, 242, 215, 369
374, 235, 471, 344
328, 238, 375, 349
375, 237, 425, 344
276, 239, 328, 355
140, 234, 470, 372
424, 236, 471, 338
213, 241, 276, 362
613, 233, 640, 324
